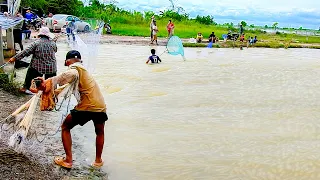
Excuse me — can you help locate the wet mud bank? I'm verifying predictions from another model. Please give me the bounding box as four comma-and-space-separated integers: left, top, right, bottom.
0, 89, 107, 179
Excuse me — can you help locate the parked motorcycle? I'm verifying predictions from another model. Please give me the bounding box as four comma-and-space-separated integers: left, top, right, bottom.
104, 22, 112, 34
32, 17, 42, 31
25, 17, 42, 31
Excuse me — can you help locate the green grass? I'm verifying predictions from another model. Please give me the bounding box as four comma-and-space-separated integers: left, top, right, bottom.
110, 22, 320, 45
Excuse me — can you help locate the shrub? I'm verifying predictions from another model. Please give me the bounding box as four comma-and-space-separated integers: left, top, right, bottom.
0, 73, 22, 96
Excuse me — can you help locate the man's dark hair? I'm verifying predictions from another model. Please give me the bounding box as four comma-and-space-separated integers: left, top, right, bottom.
169, 20, 172, 22
151, 49, 156, 54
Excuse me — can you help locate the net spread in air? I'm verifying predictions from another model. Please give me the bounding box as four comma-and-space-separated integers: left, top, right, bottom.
68, 20, 105, 73
166, 36, 185, 57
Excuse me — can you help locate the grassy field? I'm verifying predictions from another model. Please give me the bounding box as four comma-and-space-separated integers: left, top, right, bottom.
110, 21, 320, 45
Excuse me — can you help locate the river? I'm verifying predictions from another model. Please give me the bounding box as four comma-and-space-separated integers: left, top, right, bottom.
57, 44, 320, 180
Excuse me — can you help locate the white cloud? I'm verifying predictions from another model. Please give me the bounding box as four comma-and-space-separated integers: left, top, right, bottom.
114, 0, 320, 29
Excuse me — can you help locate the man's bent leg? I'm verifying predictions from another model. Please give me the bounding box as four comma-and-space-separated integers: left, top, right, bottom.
61, 114, 75, 164
94, 122, 105, 163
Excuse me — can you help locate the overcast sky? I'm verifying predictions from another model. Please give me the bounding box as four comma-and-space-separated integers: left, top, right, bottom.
114, 0, 320, 29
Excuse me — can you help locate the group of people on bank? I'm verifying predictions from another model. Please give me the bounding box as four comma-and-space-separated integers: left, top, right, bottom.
149, 16, 175, 45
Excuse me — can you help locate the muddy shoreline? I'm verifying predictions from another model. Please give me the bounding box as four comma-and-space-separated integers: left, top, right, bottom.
60, 34, 320, 48
24, 31, 320, 48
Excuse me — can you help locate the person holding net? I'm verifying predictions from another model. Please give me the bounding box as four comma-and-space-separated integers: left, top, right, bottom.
35, 50, 108, 169
146, 49, 162, 64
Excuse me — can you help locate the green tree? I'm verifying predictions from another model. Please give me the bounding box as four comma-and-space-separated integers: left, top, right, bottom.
195, 15, 215, 25
240, 21, 247, 27
20, 0, 48, 15
249, 24, 254, 28
264, 25, 268, 28
21, 0, 83, 15
272, 22, 278, 30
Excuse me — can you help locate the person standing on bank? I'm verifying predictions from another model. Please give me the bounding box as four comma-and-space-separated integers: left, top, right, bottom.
66, 19, 77, 42
167, 20, 175, 38
9, 27, 57, 94
13, 12, 24, 51
150, 16, 155, 41
35, 50, 108, 169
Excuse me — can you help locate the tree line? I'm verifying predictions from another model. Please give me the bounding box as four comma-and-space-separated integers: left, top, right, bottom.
21, 0, 283, 30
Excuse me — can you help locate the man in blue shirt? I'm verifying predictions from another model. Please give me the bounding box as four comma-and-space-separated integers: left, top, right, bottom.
25, 10, 33, 20
146, 49, 162, 64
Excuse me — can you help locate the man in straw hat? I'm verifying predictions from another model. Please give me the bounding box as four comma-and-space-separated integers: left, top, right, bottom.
35, 50, 107, 169
9, 27, 57, 94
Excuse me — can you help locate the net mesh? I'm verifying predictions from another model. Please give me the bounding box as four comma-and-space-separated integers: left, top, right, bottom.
67, 20, 104, 73
166, 36, 185, 57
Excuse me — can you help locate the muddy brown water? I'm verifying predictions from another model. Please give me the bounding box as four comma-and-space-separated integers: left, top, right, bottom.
5, 42, 320, 179
71, 45, 320, 180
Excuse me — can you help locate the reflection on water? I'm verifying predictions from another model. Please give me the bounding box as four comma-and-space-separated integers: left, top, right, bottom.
69, 45, 320, 180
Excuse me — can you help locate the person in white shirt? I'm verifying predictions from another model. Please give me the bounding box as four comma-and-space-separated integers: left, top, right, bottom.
150, 21, 159, 45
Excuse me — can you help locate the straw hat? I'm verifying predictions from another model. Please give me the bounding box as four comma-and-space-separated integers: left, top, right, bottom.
38, 27, 55, 39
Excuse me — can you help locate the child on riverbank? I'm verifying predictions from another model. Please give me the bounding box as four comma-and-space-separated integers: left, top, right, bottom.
146, 49, 161, 64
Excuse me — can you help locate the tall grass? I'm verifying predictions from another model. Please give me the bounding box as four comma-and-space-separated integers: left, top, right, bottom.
110, 23, 320, 44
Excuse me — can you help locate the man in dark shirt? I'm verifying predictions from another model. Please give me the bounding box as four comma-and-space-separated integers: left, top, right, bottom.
209, 32, 216, 43
146, 49, 161, 64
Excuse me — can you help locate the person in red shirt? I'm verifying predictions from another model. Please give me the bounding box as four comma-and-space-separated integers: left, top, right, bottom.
240, 34, 245, 42
167, 20, 174, 38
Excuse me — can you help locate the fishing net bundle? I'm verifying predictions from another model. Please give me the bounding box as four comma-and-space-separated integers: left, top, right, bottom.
0, 82, 76, 152
166, 36, 186, 60
68, 20, 105, 74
